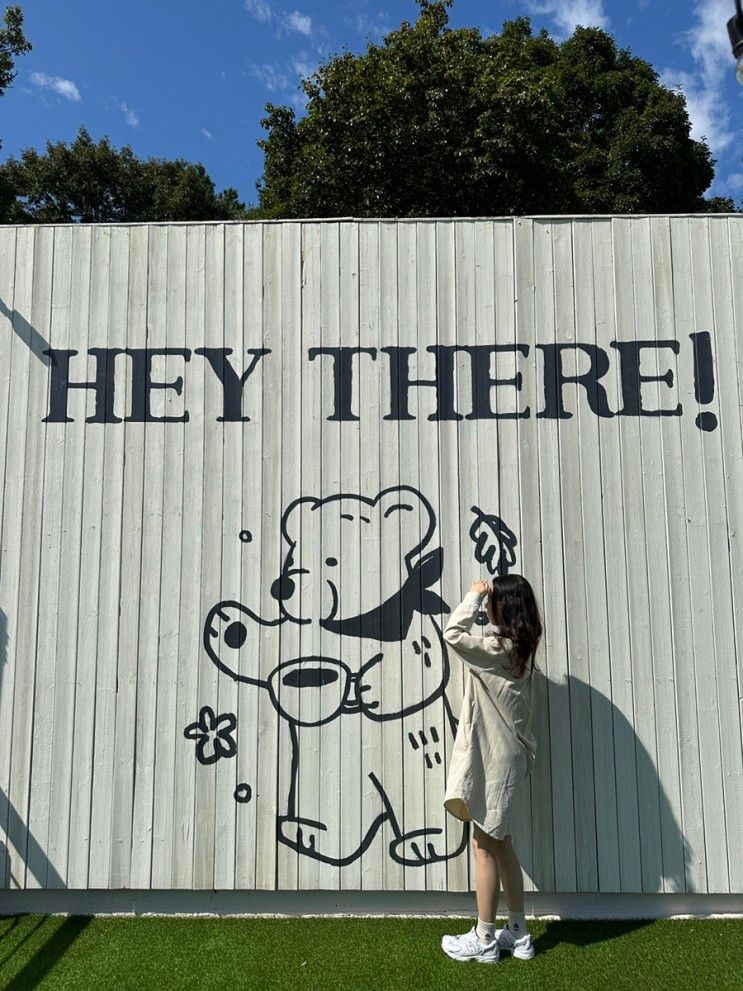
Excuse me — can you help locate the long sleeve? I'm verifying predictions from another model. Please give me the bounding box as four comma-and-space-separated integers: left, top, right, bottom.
442, 589, 514, 675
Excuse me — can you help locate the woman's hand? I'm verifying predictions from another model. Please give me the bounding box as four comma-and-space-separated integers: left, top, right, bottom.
470, 579, 490, 596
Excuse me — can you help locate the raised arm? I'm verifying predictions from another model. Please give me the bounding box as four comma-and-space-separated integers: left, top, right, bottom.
442, 589, 514, 674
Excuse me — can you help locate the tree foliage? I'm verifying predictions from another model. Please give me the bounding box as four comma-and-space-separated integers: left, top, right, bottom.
255, 0, 735, 217
0, 5, 30, 106
0, 124, 249, 223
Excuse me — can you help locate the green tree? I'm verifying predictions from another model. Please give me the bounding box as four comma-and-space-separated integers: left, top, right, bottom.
255, 0, 735, 217
0, 4, 31, 115
0, 124, 252, 222
0, 4, 31, 217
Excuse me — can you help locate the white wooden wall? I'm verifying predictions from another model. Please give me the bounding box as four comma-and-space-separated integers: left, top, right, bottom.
0, 217, 741, 895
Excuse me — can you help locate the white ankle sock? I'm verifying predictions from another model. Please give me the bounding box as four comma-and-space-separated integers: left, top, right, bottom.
507, 910, 527, 936
476, 917, 495, 943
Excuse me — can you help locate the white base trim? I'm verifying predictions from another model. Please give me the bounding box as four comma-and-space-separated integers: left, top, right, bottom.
1, 890, 742, 918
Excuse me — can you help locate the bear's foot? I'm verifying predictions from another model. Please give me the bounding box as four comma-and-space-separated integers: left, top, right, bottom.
389, 826, 456, 866
278, 812, 389, 866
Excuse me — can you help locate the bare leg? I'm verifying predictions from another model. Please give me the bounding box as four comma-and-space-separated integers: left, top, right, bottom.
493, 834, 524, 912
471, 823, 501, 923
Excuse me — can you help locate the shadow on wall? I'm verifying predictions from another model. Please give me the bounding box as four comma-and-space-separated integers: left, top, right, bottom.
0, 606, 65, 891
0, 297, 53, 366
520, 667, 692, 897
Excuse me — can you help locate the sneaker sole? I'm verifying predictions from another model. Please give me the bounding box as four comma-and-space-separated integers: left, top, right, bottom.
441, 948, 500, 963
498, 943, 535, 960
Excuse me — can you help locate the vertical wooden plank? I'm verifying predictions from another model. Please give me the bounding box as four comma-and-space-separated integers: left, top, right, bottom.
0, 225, 24, 889
588, 220, 626, 893
551, 220, 596, 892
110, 225, 148, 887
234, 222, 263, 890
395, 221, 424, 892
435, 220, 468, 895
8, 226, 51, 888
709, 217, 743, 893
628, 218, 670, 891
26, 227, 71, 889
647, 216, 692, 893
295, 221, 324, 893
666, 216, 707, 892
254, 222, 281, 890
514, 217, 555, 890
378, 221, 404, 892
129, 225, 168, 888
88, 225, 123, 889
726, 218, 743, 749
337, 220, 362, 891
213, 222, 242, 891
533, 220, 575, 892
0, 227, 17, 581
67, 226, 105, 889
608, 218, 646, 892
151, 224, 187, 889
689, 217, 737, 892
275, 221, 302, 891
192, 224, 224, 889
171, 224, 205, 889
453, 220, 481, 893
47, 226, 92, 887
310, 221, 342, 884
358, 220, 385, 892
415, 220, 449, 893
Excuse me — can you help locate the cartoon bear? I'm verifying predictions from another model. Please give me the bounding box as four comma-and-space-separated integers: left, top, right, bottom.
202, 485, 469, 866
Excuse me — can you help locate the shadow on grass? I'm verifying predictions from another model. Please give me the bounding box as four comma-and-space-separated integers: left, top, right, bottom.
533, 916, 656, 954
0, 915, 92, 990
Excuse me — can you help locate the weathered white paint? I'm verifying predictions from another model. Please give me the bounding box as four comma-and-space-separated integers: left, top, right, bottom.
0, 217, 741, 899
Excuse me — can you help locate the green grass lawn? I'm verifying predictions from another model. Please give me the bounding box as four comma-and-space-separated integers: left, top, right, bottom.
1, 914, 742, 991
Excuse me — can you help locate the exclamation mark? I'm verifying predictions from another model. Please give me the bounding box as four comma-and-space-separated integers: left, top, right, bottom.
689, 331, 717, 431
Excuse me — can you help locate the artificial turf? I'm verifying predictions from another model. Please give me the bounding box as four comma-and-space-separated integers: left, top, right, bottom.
1, 914, 741, 990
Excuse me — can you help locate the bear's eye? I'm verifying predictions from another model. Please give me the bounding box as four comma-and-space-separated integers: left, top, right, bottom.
325, 556, 338, 567
225, 621, 247, 649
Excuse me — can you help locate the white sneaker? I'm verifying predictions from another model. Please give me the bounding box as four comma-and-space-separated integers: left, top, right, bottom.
441, 924, 500, 963
494, 922, 535, 959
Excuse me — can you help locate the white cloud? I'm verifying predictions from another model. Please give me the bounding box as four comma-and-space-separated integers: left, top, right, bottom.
526, 0, 608, 37
245, 0, 314, 37
202, 127, 214, 140
244, 0, 273, 23
353, 11, 393, 42
29, 71, 81, 101
726, 172, 743, 192
246, 60, 293, 93
291, 54, 318, 79
284, 10, 312, 35
660, 0, 737, 155
120, 102, 139, 128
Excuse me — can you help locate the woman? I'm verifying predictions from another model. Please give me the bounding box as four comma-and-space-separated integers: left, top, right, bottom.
440, 574, 542, 963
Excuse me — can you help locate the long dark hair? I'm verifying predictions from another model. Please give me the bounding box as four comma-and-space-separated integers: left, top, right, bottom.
488, 574, 543, 679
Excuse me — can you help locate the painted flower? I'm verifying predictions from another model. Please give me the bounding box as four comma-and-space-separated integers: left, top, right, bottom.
184, 705, 237, 765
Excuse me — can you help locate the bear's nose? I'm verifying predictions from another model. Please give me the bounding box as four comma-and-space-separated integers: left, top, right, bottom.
271, 573, 295, 601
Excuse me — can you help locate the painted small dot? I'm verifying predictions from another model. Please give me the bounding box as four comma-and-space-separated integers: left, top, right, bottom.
325, 556, 338, 567
225, 621, 247, 649
239, 530, 253, 543
695, 411, 717, 431
234, 783, 252, 804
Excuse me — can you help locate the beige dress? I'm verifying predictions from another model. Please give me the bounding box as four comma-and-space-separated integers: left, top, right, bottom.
442, 589, 536, 839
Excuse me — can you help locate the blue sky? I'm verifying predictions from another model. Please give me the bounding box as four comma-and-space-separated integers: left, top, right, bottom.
3, 0, 742, 208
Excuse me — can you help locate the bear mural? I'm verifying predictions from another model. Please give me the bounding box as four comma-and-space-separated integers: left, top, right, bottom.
185, 484, 518, 867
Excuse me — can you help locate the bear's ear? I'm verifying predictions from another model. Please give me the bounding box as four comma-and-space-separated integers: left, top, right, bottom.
376, 486, 431, 557
281, 494, 322, 545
